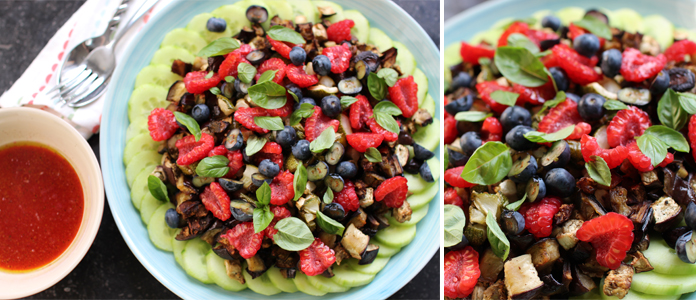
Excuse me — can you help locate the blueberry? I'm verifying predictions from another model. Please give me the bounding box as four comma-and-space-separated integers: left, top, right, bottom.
667, 67, 696, 92
541, 15, 561, 31
246, 5, 268, 23
294, 97, 317, 110
450, 72, 472, 91
509, 154, 537, 184
544, 168, 576, 198
320, 95, 341, 117
191, 104, 210, 123
218, 178, 243, 193
447, 146, 468, 167
225, 129, 244, 151
322, 202, 345, 220
566, 92, 581, 103
686, 202, 696, 230
573, 33, 600, 58
600, 48, 622, 78
259, 159, 280, 178
286, 83, 303, 100
548, 67, 569, 91
312, 55, 332, 76
444, 94, 474, 116
526, 176, 547, 202
419, 162, 434, 182
336, 161, 358, 179
292, 139, 312, 160
206, 17, 227, 33
459, 132, 482, 156
651, 70, 670, 95
277, 126, 297, 149
500, 106, 532, 132
500, 210, 526, 235
403, 159, 422, 174
413, 143, 434, 160
289, 46, 306, 66
165, 208, 181, 229
578, 93, 606, 121
505, 125, 536, 151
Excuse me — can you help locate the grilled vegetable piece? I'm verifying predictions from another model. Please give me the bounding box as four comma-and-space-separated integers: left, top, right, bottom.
464, 223, 488, 247
504, 254, 544, 299
359, 244, 380, 265
602, 263, 634, 299
652, 196, 683, 232
341, 223, 370, 259
469, 190, 504, 225
569, 265, 597, 296
676, 230, 696, 264
555, 219, 583, 250
479, 247, 505, 283
526, 238, 561, 274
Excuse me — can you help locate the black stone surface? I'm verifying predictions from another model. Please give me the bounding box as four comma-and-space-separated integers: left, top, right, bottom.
0, 1, 439, 299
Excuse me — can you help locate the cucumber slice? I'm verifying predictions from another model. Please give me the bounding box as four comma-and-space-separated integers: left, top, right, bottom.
444, 41, 463, 68
554, 7, 585, 26
643, 15, 674, 51
140, 193, 164, 225
234, 0, 274, 30
469, 28, 504, 46
265, 0, 294, 23
172, 232, 187, 266
374, 223, 416, 249
343, 10, 369, 43
368, 28, 393, 53
206, 251, 248, 291
211, 5, 252, 35
600, 279, 679, 300
643, 234, 696, 275
407, 178, 439, 210
491, 17, 515, 29
412, 68, 428, 106
330, 263, 375, 288
130, 167, 154, 210
243, 268, 282, 296
371, 240, 400, 258
289, 0, 319, 24
148, 202, 177, 251
266, 266, 298, 293
312, 1, 344, 23
426, 157, 440, 182
135, 64, 182, 90
125, 116, 149, 143
412, 118, 439, 151
127, 84, 168, 122
392, 41, 415, 76
182, 239, 214, 284
151, 46, 195, 66
123, 132, 159, 165
306, 271, 349, 293
675, 28, 696, 42
610, 8, 644, 34
125, 150, 161, 187
387, 204, 428, 227
405, 173, 434, 194
186, 13, 232, 43
293, 272, 327, 296
346, 256, 390, 275
421, 94, 435, 116
631, 271, 696, 296
160, 28, 207, 54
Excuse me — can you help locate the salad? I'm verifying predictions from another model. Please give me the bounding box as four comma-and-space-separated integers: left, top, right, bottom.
122, 0, 439, 296
444, 6, 696, 300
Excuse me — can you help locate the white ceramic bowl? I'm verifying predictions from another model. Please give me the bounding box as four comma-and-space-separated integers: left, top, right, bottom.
0, 107, 104, 299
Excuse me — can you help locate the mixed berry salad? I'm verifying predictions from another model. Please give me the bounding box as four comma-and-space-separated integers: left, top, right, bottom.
444, 6, 696, 300
122, 0, 438, 296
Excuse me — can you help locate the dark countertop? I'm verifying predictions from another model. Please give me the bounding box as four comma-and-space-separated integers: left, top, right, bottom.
0, 1, 439, 299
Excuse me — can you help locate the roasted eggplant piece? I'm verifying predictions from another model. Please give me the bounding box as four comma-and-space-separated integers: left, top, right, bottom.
167, 80, 187, 103
685, 201, 696, 229
628, 251, 654, 273
568, 265, 597, 296
341, 223, 370, 259
479, 247, 505, 283
359, 244, 379, 265
652, 196, 683, 232
245, 255, 267, 278
509, 233, 536, 250
225, 259, 245, 284
602, 263, 634, 299
556, 219, 583, 250
504, 254, 544, 299
609, 186, 632, 217
464, 223, 488, 247
483, 280, 507, 300
665, 226, 691, 248
526, 238, 561, 274
469, 190, 504, 225
540, 273, 565, 296
568, 241, 593, 263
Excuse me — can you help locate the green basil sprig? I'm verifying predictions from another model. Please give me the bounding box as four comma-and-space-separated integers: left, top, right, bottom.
288, 89, 299, 102
444, 205, 466, 247
658, 89, 689, 131
273, 217, 315, 251
253, 182, 274, 233
486, 212, 510, 260
254, 116, 284, 131
237, 62, 257, 84
248, 80, 287, 109
174, 111, 202, 141
373, 113, 400, 134
246, 135, 267, 156
535, 91, 566, 116
323, 188, 334, 204
224, 76, 234, 83
523, 125, 575, 143
507, 33, 539, 54
293, 164, 307, 201
373, 101, 403, 116
197, 37, 241, 57
637, 134, 669, 167
316, 210, 345, 235
573, 15, 612, 39
340, 96, 359, 109
368, 72, 387, 100
196, 155, 230, 178
258, 70, 277, 83
376, 68, 398, 87
267, 25, 306, 44
505, 194, 527, 211
585, 156, 611, 187
603, 100, 629, 111
643, 125, 690, 152
460, 141, 512, 185
309, 128, 335, 153
364, 147, 382, 163
490, 90, 519, 107
494, 46, 548, 87
678, 92, 696, 114
454, 111, 492, 122
290, 103, 314, 125
147, 175, 169, 202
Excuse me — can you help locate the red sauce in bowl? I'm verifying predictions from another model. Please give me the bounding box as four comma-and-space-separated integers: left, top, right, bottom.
0, 143, 84, 272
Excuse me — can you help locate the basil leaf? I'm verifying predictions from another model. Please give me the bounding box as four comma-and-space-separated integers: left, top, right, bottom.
316, 210, 345, 235
309, 128, 335, 153
224, 76, 234, 83
373, 112, 400, 134
253, 206, 274, 233
340, 96, 359, 109
523, 125, 575, 143
494, 46, 548, 87
454, 111, 492, 122
174, 112, 202, 141
274, 217, 315, 251
256, 181, 272, 206
237, 62, 257, 84
585, 156, 612, 187
258, 70, 278, 84
486, 212, 510, 260
658, 89, 689, 131
444, 205, 466, 247
323, 188, 333, 204
246, 135, 267, 156
364, 147, 382, 163
444, 147, 450, 169
535, 50, 552, 57
573, 15, 612, 39
248, 81, 287, 109
490, 90, 519, 107
637, 134, 669, 167
293, 164, 307, 201
460, 141, 512, 185
644, 125, 690, 152
209, 87, 221, 95
147, 175, 169, 202
603, 99, 629, 111
267, 25, 305, 44
254, 116, 284, 131
205, 71, 214, 79
536, 91, 566, 115
376, 68, 398, 87
368, 72, 387, 100
505, 194, 527, 211
678, 92, 696, 114
373, 101, 403, 116
195, 155, 230, 178
290, 103, 314, 125
507, 33, 539, 54
197, 37, 241, 57
288, 89, 299, 102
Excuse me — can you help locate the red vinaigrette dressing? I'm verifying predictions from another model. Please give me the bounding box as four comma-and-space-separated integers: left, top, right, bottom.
0, 142, 83, 272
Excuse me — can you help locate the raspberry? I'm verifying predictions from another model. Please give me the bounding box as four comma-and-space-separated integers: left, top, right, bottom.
690, 115, 696, 162
349, 95, 373, 130
231, 44, 252, 57
326, 19, 354, 43
260, 141, 283, 154
540, 51, 560, 68
220, 222, 263, 259
498, 21, 529, 47
665, 40, 696, 62
346, 133, 384, 152
175, 133, 215, 165
606, 106, 651, 147
183, 71, 222, 94
374, 176, 408, 208
444, 188, 464, 208
264, 206, 291, 240
226, 150, 244, 178
322, 43, 352, 74
267, 97, 293, 117
267, 35, 301, 59
576, 212, 634, 269
444, 246, 480, 298
299, 238, 336, 276
389, 76, 419, 118
444, 113, 458, 145
200, 182, 231, 221
270, 170, 294, 205
626, 141, 674, 172
525, 29, 560, 46
147, 108, 178, 141
208, 145, 228, 157
444, 166, 476, 188
285, 64, 319, 88
234, 107, 270, 134
460, 42, 495, 65
305, 106, 340, 142
519, 196, 562, 239
620, 48, 667, 82
367, 118, 399, 142
218, 53, 251, 79
476, 81, 513, 114
513, 80, 556, 106
255, 141, 284, 167
580, 135, 628, 169
480, 117, 503, 143
538, 99, 592, 140
334, 180, 359, 212
254, 58, 286, 84
552, 44, 601, 85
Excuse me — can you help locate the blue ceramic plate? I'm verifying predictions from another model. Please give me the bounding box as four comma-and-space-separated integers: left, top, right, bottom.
101, 1, 440, 299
